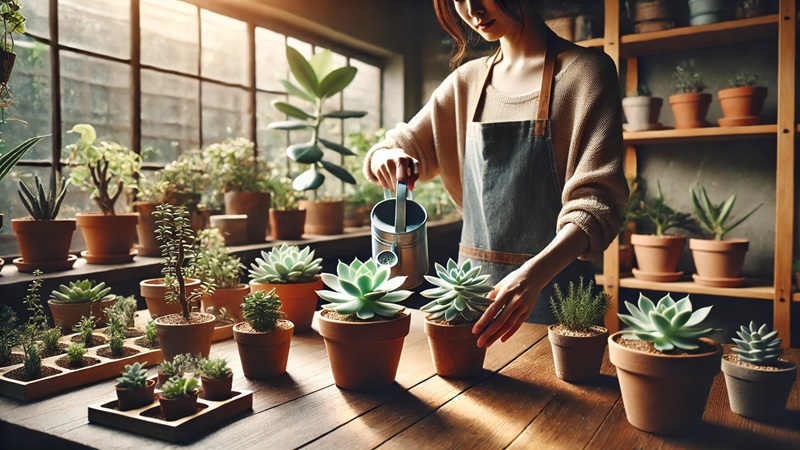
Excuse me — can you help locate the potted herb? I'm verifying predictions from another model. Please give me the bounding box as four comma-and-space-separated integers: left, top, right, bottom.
158, 375, 201, 421
157, 353, 197, 388
621, 85, 663, 132
721, 322, 797, 420
548, 278, 610, 382
609, 293, 721, 434
419, 259, 492, 378
717, 71, 768, 127
101, 315, 127, 359
73, 315, 102, 348
317, 257, 413, 391
63, 124, 142, 264
47, 279, 116, 333
57, 342, 99, 369
195, 357, 233, 401
669, 59, 712, 129
248, 243, 323, 332
234, 288, 294, 379
269, 175, 305, 240
689, 185, 761, 287
195, 228, 248, 325
115, 361, 156, 411
268, 47, 365, 235
0, 0, 25, 104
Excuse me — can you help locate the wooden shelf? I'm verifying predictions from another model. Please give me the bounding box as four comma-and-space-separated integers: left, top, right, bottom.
596, 273, 779, 300
623, 124, 777, 145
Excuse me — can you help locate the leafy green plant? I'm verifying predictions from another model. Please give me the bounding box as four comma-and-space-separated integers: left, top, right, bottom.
117, 361, 149, 389
17, 174, 68, 220
731, 321, 783, 366
632, 182, 695, 236
420, 259, 492, 323
271, 176, 303, 210
690, 186, 761, 240
20, 270, 46, 379
40, 327, 61, 356
161, 375, 200, 399
727, 71, 759, 88
203, 137, 275, 194
0, 136, 44, 183
73, 316, 95, 347
242, 288, 283, 332
267, 47, 365, 196
550, 278, 610, 333
0, 304, 19, 365
0, 0, 25, 53
140, 320, 158, 348
49, 279, 114, 304
195, 357, 232, 380
66, 342, 86, 366
159, 353, 197, 377
105, 295, 138, 329
194, 228, 245, 289
158, 151, 208, 204
249, 244, 322, 284
674, 59, 707, 93
618, 293, 713, 353
106, 315, 125, 357
318, 257, 413, 320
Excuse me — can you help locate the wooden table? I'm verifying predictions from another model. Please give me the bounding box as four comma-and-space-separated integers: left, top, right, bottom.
1, 308, 798, 449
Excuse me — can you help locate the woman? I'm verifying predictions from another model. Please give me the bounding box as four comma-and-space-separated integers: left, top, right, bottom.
365, 0, 628, 348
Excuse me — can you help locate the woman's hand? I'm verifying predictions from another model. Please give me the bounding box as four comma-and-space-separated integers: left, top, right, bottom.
370, 148, 420, 191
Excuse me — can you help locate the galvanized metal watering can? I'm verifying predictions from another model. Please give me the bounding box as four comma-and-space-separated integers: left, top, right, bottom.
371, 181, 428, 289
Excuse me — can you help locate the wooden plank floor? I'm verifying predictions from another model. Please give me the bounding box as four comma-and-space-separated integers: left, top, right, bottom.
0, 308, 798, 449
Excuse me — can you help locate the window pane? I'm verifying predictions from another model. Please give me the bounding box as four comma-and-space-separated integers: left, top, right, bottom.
345, 59, 381, 134
25, 0, 50, 39
256, 91, 287, 162
141, 70, 200, 164
256, 28, 287, 92
141, 0, 199, 75
200, 10, 248, 85
201, 82, 249, 145
58, 0, 131, 59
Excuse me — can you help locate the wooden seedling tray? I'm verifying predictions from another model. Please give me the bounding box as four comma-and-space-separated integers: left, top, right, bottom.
88, 389, 253, 442
0, 330, 163, 401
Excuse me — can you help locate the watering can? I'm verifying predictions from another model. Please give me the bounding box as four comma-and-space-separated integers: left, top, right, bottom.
371, 181, 428, 289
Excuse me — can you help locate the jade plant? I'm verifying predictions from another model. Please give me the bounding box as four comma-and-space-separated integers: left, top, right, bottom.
17, 174, 68, 220
731, 321, 783, 366
690, 185, 761, 240
420, 259, 492, 323
249, 244, 322, 284
0, 304, 19, 365
49, 279, 114, 304
196, 357, 232, 380
618, 293, 713, 352
117, 361, 149, 390
242, 289, 283, 332
318, 257, 413, 320
161, 375, 200, 399
549, 277, 610, 333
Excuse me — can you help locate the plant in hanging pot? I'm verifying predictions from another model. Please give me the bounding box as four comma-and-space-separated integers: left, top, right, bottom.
419, 258, 492, 378
195, 228, 248, 325
688, 185, 761, 287
669, 59, 712, 129
233, 288, 294, 379
47, 279, 116, 333
610, 292, 721, 434
267, 47, 366, 235
158, 375, 201, 421
0, 0, 26, 106
63, 124, 142, 264
717, 71, 768, 127
548, 277, 610, 382
115, 361, 156, 411
248, 243, 323, 333
316, 257, 413, 391
269, 175, 306, 240
195, 357, 233, 401
621, 85, 664, 132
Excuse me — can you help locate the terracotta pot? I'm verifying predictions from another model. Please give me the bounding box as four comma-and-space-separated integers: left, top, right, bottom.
548, 325, 608, 382
299, 199, 344, 235
619, 244, 635, 274
157, 371, 173, 388
689, 238, 749, 287
608, 332, 722, 434
635, 20, 673, 33
209, 214, 248, 246
48, 296, 118, 334
669, 93, 712, 129
249, 278, 323, 333
270, 209, 306, 240
622, 96, 663, 131
343, 203, 367, 228
233, 320, 294, 379
630, 234, 686, 281
224, 191, 271, 243
717, 86, 767, 126
0, 49, 15, 84
721, 355, 797, 421
201, 374, 233, 401
317, 310, 410, 391
116, 378, 156, 411
133, 202, 160, 257
424, 319, 486, 378
12, 218, 75, 264
158, 391, 199, 421
635, 0, 670, 22
140, 278, 202, 319
201, 284, 248, 323
154, 312, 216, 361
76, 212, 139, 263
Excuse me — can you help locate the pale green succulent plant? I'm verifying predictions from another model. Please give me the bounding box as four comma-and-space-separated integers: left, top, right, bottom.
420, 259, 492, 323
618, 293, 713, 352
731, 321, 783, 366
117, 361, 149, 389
318, 258, 412, 320
249, 244, 322, 284
49, 279, 114, 304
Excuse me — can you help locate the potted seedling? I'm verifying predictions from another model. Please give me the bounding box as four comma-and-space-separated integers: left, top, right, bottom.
48, 279, 116, 333
136, 320, 159, 350
102, 315, 127, 359
63, 124, 142, 264
73, 315, 102, 348
157, 353, 197, 388
195, 357, 233, 401
717, 71, 768, 127
548, 278, 610, 382
669, 59, 712, 129
13, 270, 49, 381
317, 257, 413, 391
621, 85, 663, 132
689, 185, 761, 287
268, 47, 365, 235
195, 228, 248, 326
248, 243, 323, 333
39, 327, 62, 358
609, 293, 721, 434
721, 322, 797, 420
269, 175, 306, 240
158, 375, 201, 421
420, 259, 492, 378
59, 343, 97, 369
115, 361, 156, 411
234, 288, 294, 379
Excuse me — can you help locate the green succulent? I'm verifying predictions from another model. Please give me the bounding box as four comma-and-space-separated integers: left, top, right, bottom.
690, 186, 761, 240
159, 353, 198, 377
618, 293, 713, 353
140, 320, 158, 348
49, 280, 114, 304
242, 288, 283, 332
194, 229, 245, 289
549, 277, 610, 333
160, 375, 200, 399
195, 357, 232, 380
420, 259, 493, 323
117, 361, 149, 389
318, 257, 412, 320
249, 244, 322, 284
18, 174, 69, 220
731, 321, 783, 366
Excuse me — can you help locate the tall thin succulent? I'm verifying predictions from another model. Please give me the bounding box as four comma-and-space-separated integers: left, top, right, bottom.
731, 321, 783, 366
549, 277, 610, 333
618, 293, 713, 353
249, 244, 322, 284
690, 186, 761, 240
17, 174, 68, 220
420, 259, 492, 323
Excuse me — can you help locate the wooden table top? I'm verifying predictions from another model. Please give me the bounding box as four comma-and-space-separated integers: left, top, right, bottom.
1, 308, 798, 449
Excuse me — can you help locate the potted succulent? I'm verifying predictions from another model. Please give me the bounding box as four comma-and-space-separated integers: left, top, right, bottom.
688, 0, 731, 25
47, 279, 116, 333
195, 357, 233, 401
267, 47, 365, 235
0, 0, 25, 105
115, 361, 156, 411
158, 375, 201, 421
548, 278, 610, 382
316, 257, 413, 391
721, 322, 797, 420
610, 293, 721, 434
157, 353, 197, 387
195, 228, 248, 325
269, 175, 305, 240
63, 124, 142, 264
233, 288, 294, 379
419, 259, 492, 378
669, 60, 712, 129
248, 243, 323, 333
621, 85, 663, 132
104, 295, 140, 337
717, 71, 768, 127
689, 185, 761, 287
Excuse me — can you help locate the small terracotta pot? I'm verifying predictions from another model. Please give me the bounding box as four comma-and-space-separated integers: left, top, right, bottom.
201, 374, 233, 401
48, 296, 117, 334
249, 278, 323, 333
721, 355, 797, 421
548, 325, 608, 382
689, 238, 749, 286
669, 92, 712, 129
270, 209, 306, 240
201, 284, 248, 323
233, 321, 294, 379
424, 319, 486, 378
209, 214, 248, 246
299, 199, 344, 235
718, 86, 767, 126
154, 312, 216, 361
116, 378, 156, 411
631, 234, 686, 279
224, 191, 271, 243
12, 218, 76, 264
133, 202, 161, 257
76, 212, 139, 262
140, 278, 202, 319
158, 391, 199, 421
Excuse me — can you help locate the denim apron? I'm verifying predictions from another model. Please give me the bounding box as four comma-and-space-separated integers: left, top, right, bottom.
458, 38, 595, 324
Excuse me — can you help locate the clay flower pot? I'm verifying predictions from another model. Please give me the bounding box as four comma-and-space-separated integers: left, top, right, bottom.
154, 312, 216, 361
630, 233, 686, 282
233, 320, 294, 379
269, 209, 306, 240
12, 218, 76, 267
548, 325, 608, 382
634, 0, 673, 33
424, 319, 486, 378
622, 96, 663, 132
249, 278, 323, 333
48, 296, 118, 334
299, 199, 344, 235
76, 212, 139, 264
224, 191, 271, 243
140, 278, 202, 319
669, 92, 712, 129
689, 238, 749, 287
717, 86, 768, 126
133, 202, 161, 257
209, 214, 248, 246
116, 378, 156, 411
158, 391, 199, 421
721, 355, 797, 421
200, 373, 233, 401
201, 284, 248, 323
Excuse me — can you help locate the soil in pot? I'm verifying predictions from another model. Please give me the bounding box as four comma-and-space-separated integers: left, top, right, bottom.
140, 278, 202, 319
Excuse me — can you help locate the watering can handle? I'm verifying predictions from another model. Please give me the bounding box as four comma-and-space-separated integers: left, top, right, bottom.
383, 186, 413, 201
394, 181, 407, 234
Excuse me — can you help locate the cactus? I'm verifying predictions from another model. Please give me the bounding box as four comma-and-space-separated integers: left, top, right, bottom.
549, 277, 610, 333
420, 259, 492, 323
161, 375, 200, 399
618, 293, 713, 352
49, 279, 114, 304
249, 244, 322, 284
17, 174, 68, 220
242, 288, 283, 332
195, 357, 232, 380
731, 321, 783, 366
117, 361, 149, 389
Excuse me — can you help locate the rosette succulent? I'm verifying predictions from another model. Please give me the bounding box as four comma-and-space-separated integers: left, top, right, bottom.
618, 293, 713, 352
731, 321, 783, 366
49, 279, 114, 304
420, 259, 492, 323
318, 258, 412, 320
249, 244, 322, 284
117, 361, 149, 389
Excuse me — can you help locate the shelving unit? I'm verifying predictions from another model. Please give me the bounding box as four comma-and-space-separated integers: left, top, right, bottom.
598, 0, 796, 346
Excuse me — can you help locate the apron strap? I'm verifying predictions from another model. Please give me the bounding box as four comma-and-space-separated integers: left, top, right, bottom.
459, 243, 533, 267
470, 48, 502, 123
534, 39, 557, 138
